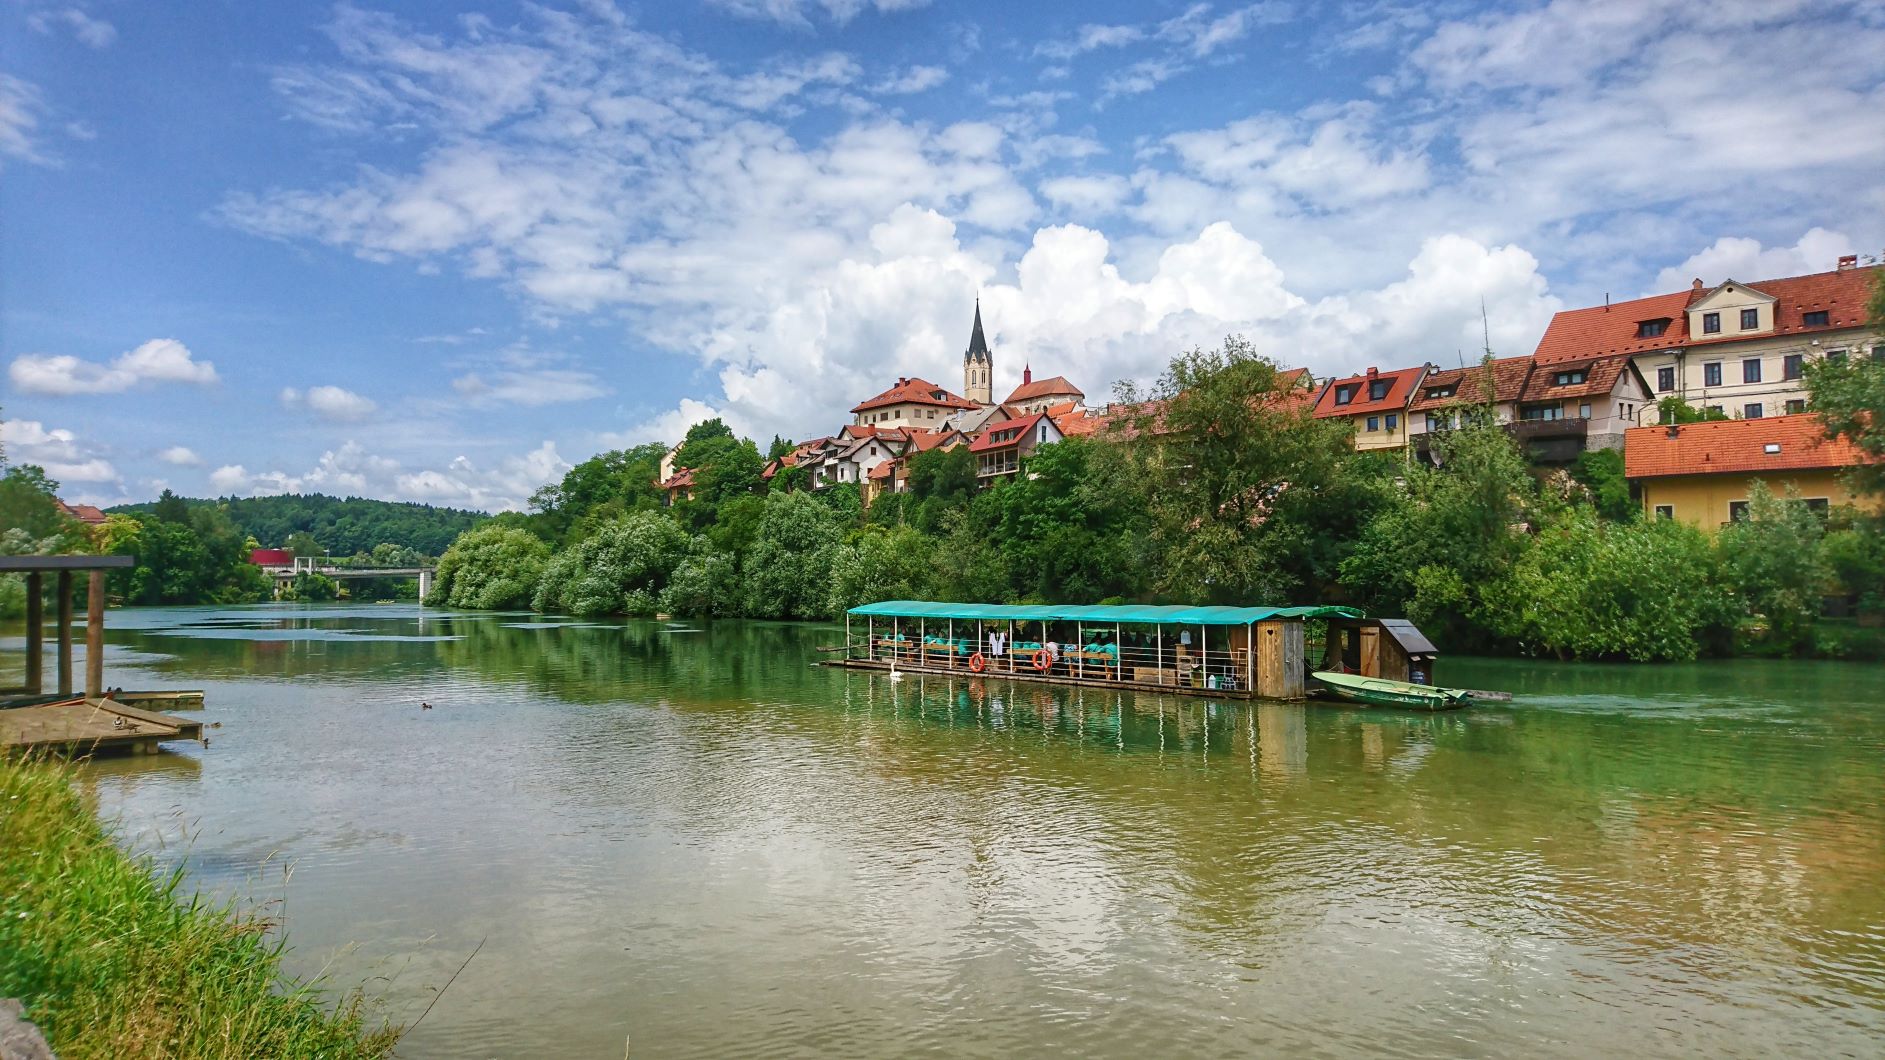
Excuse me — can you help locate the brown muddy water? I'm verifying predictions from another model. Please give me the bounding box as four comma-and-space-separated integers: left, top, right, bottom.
22, 603, 1885, 1057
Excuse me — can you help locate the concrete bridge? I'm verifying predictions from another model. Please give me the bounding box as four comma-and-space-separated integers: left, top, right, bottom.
265, 556, 435, 600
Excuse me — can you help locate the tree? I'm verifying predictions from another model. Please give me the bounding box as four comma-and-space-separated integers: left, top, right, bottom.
1715, 481, 1831, 655
741, 491, 841, 619
282, 531, 324, 559
151, 488, 192, 526
533, 511, 690, 616
1571, 448, 1635, 522
1803, 270, 1885, 496
827, 525, 933, 613
904, 446, 979, 533
1656, 396, 1729, 425
426, 526, 551, 610
767, 435, 795, 461
661, 540, 742, 617
529, 444, 666, 543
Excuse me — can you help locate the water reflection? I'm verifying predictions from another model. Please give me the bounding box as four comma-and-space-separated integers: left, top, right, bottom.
65, 604, 1885, 1058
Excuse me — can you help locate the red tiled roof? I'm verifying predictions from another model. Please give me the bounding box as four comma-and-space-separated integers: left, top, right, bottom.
1002, 374, 1085, 405
1533, 264, 1882, 364
1312, 365, 1427, 419
851, 376, 980, 414
906, 428, 963, 452
57, 501, 108, 524
1408, 356, 1534, 411
1520, 353, 1644, 402
1624, 414, 1868, 479
660, 468, 695, 489
867, 460, 896, 481
969, 412, 1049, 452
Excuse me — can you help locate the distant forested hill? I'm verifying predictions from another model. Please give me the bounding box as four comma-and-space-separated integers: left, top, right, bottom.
110, 494, 488, 556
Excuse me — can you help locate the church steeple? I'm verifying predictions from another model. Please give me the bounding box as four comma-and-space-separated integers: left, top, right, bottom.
963, 297, 993, 405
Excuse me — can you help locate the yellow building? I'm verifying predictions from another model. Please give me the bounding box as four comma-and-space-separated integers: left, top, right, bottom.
1311, 364, 1430, 451
1623, 415, 1877, 528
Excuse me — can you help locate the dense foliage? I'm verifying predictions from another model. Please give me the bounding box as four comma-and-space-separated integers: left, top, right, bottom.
409, 334, 1884, 662
109, 492, 485, 557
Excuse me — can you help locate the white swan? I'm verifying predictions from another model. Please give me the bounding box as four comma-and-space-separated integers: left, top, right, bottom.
887, 657, 905, 682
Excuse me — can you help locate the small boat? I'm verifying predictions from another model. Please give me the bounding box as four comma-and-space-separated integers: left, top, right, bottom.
1311, 671, 1474, 711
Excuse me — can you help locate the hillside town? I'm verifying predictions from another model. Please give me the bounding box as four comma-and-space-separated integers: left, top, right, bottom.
659, 257, 1883, 528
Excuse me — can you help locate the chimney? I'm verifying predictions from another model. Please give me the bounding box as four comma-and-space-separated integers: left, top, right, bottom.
1665, 424, 1680, 439
1023, 364, 1032, 385
1366, 366, 1379, 378
1838, 254, 1858, 271
1692, 278, 1703, 290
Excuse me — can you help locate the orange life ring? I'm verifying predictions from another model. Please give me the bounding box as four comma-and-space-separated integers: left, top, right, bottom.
968, 652, 987, 673
1032, 647, 1055, 672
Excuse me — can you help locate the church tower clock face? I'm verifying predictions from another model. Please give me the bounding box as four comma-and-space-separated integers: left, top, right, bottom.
964, 298, 994, 406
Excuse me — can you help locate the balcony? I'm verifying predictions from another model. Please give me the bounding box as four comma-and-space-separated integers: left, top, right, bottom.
1506, 417, 1589, 442
1413, 417, 1588, 465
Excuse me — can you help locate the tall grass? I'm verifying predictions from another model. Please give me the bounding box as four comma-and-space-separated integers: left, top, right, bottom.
0, 757, 400, 1058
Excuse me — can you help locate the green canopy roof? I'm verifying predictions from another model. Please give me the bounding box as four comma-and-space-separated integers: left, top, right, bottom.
846, 600, 1362, 626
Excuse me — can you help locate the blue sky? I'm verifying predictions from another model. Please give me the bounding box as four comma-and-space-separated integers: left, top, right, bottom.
4, 0, 1882, 511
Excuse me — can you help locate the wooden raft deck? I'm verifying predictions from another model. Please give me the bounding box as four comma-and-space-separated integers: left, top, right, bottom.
2, 698, 204, 756
824, 657, 1280, 700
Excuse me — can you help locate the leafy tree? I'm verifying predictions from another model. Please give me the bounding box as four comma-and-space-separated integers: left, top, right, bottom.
529, 444, 666, 543
151, 488, 192, 526
741, 491, 842, 619
767, 435, 795, 461
112, 493, 486, 556
1823, 515, 1885, 618
281, 571, 339, 602
1571, 448, 1635, 522
904, 446, 979, 534
426, 526, 551, 610
1656, 396, 1729, 425
533, 511, 689, 616
1715, 481, 1831, 655
282, 531, 324, 559
1803, 270, 1885, 496
0, 465, 83, 545
827, 525, 933, 613
661, 540, 742, 617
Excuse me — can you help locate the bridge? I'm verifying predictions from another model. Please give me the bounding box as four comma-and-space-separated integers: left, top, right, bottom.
264, 556, 436, 599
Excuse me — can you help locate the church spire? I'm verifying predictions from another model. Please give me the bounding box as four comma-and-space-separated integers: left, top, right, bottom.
963, 296, 993, 405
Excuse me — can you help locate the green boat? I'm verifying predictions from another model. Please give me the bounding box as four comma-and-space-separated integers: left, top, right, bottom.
1310, 671, 1474, 711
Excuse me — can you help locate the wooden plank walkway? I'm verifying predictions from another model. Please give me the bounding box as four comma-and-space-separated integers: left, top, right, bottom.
2, 698, 204, 756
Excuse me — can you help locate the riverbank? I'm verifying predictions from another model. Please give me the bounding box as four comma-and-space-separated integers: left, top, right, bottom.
0, 758, 398, 1059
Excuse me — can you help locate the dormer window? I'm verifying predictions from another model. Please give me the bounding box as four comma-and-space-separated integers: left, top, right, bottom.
1425, 384, 1457, 400
1802, 310, 1829, 327
1368, 380, 1389, 401
1334, 384, 1356, 405
1553, 369, 1588, 386
1637, 319, 1670, 338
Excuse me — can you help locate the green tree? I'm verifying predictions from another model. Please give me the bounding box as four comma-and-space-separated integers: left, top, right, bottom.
767, 435, 795, 461
529, 444, 666, 543
827, 525, 933, 613
1571, 448, 1636, 522
1803, 270, 1885, 496
1715, 481, 1831, 655
904, 445, 979, 533
661, 540, 742, 617
0, 465, 83, 545
151, 488, 191, 526
533, 511, 690, 616
282, 531, 324, 559
426, 526, 551, 610
1656, 396, 1729, 425
741, 491, 842, 619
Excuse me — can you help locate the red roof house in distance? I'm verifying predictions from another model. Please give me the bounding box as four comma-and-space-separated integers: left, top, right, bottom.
1002, 367, 1085, 415
1311, 365, 1430, 451
1624, 414, 1876, 528
55, 500, 108, 526
968, 412, 1063, 482
851, 377, 980, 429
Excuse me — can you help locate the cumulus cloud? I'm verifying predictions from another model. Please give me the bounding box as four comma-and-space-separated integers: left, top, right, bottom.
872, 65, 949, 95
156, 446, 203, 466
280, 384, 379, 421
208, 440, 567, 511
9, 338, 219, 395
0, 418, 119, 486
0, 75, 51, 167
1652, 228, 1860, 293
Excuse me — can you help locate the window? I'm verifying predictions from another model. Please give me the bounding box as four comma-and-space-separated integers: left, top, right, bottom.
1335, 384, 1356, 405
1426, 385, 1457, 400
1702, 312, 1721, 334
1805, 498, 1830, 517
1369, 380, 1390, 401
1426, 412, 1449, 431
1782, 353, 1804, 380
1802, 310, 1829, 327
1553, 369, 1588, 386
1637, 319, 1669, 338
1786, 399, 1806, 414
1654, 505, 1674, 520
1742, 358, 1762, 383
1385, 413, 1399, 430
1743, 402, 1763, 419
1366, 416, 1380, 432
1729, 500, 1750, 522
1656, 366, 1676, 392
1520, 404, 1563, 421
1703, 362, 1722, 386
1740, 308, 1760, 330
1826, 348, 1848, 364
1707, 405, 1724, 417
1578, 403, 1592, 419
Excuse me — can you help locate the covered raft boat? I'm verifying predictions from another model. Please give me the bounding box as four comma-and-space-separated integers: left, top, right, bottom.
831, 600, 1368, 701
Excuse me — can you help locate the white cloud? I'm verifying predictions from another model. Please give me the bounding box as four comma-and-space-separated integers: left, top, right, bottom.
27, 7, 118, 48
0, 75, 50, 167
707, 0, 931, 27
1035, 23, 1146, 60
156, 446, 203, 466
450, 368, 607, 408
872, 65, 949, 95
9, 338, 219, 395
279, 384, 379, 422
1652, 228, 1859, 292
0, 419, 120, 486
208, 440, 564, 511
1040, 174, 1131, 215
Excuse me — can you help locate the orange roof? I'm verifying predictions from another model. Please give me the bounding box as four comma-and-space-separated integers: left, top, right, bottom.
906, 428, 964, 452
57, 500, 108, 524
1624, 414, 1867, 479
660, 468, 695, 489
969, 412, 1050, 452
851, 377, 980, 414
1003, 374, 1085, 405
867, 460, 896, 481
1312, 365, 1427, 419
1534, 263, 1882, 364
1520, 353, 1644, 402
1408, 356, 1534, 412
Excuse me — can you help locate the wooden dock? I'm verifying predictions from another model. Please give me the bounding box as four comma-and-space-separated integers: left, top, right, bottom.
2, 698, 205, 757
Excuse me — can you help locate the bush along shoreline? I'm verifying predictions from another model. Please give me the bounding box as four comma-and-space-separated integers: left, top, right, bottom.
0, 758, 399, 1059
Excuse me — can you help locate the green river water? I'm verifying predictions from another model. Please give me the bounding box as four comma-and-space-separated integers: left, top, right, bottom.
22, 603, 1885, 1056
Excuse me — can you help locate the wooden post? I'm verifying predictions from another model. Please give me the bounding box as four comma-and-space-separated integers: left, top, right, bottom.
85, 570, 105, 699
846, 612, 852, 658
1157, 624, 1164, 684
1007, 620, 1014, 673
56, 571, 73, 696
1245, 621, 1254, 694
1255, 619, 1305, 700
24, 573, 43, 694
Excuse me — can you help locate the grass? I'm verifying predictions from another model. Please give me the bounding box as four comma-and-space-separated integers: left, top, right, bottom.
0, 756, 401, 1059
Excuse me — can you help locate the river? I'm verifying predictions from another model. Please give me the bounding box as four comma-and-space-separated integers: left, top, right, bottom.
48, 603, 1885, 1057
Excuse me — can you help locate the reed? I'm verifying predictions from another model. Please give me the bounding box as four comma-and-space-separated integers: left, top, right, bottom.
0, 757, 400, 1059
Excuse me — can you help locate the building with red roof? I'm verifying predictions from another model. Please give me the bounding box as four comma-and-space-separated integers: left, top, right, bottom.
1001, 366, 1085, 415
1624, 414, 1877, 527
55, 500, 108, 526
1311, 364, 1430, 451
1535, 258, 1883, 424
967, 412, 1063, 481
851, 376, 981, 429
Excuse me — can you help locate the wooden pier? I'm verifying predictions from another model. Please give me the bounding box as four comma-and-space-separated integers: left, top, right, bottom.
2, 697, 204, 756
